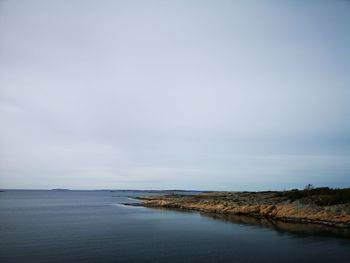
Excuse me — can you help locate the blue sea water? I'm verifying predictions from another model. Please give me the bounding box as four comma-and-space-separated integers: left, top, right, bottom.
0, 190, 349, 263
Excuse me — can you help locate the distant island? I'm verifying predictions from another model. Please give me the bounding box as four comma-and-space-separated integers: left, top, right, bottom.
126, 187, 350, 228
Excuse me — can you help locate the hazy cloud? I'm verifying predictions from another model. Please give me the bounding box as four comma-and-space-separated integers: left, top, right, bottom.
1, 0, 350, 190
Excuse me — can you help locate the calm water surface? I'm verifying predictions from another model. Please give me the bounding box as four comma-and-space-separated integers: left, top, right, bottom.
0, 190, 350, 263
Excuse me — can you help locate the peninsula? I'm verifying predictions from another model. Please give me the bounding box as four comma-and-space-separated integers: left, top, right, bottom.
127, 187, 350, 228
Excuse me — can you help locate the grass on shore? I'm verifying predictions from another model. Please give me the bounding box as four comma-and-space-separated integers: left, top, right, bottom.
276, 187, 350, 206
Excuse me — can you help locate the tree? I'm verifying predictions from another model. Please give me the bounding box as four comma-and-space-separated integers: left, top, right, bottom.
304, 184, 314, 190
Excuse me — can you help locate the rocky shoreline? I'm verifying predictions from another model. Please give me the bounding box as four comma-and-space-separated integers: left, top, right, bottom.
126, 189, 350, 228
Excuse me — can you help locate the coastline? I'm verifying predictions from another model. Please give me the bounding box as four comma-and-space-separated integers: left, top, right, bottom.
126, 189, 350, 229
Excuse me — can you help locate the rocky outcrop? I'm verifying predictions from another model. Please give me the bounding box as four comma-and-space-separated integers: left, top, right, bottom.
127, 190, 350, 228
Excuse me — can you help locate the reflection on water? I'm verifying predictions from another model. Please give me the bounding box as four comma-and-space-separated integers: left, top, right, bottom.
204, 213, 350, 239
148, 206, 350, 239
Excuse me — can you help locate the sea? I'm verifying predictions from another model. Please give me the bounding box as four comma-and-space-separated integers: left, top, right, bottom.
0, 190, 350, 263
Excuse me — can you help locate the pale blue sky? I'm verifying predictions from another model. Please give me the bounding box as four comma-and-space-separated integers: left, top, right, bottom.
1, 0, 350, 190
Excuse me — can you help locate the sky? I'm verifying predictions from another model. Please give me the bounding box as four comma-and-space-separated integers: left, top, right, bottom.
0, 0, 350, 190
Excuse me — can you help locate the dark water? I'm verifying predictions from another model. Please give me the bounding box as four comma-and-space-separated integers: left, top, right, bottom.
1, 190, 350, 263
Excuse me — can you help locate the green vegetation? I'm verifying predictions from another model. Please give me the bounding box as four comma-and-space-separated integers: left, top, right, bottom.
276, 187, 350, 206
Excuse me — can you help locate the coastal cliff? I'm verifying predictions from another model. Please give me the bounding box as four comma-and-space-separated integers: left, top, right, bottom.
127, 188, 350, 228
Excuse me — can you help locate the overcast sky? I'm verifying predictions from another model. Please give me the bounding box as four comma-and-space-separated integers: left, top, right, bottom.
1, 0, 350, 190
